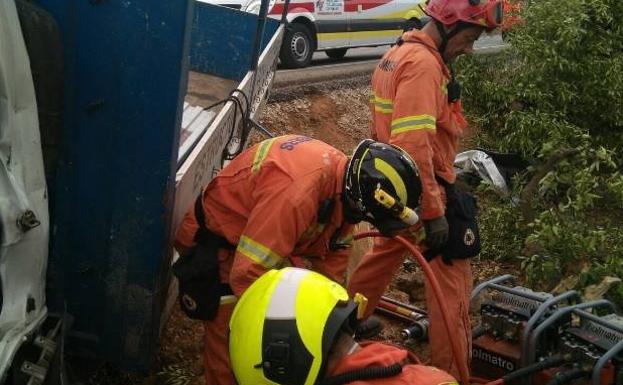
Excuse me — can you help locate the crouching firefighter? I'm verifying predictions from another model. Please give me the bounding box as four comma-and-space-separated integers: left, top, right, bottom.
229, 267, 460, 385
173, 135, 422, 385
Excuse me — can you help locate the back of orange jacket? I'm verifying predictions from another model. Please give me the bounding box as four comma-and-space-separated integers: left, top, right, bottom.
369, 30, 467, 220
175, 135, 353, 296
329, 342, 458, 385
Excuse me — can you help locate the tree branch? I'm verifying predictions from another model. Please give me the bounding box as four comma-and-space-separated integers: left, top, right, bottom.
520, 148, 580, 223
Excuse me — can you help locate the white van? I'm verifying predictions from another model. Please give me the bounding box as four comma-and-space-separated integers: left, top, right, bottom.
246, 0, 427, 68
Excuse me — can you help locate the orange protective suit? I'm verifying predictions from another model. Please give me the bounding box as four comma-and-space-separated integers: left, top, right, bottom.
329, 342, 459, 385
175, 135, 354, 385
349, 30, 472, 379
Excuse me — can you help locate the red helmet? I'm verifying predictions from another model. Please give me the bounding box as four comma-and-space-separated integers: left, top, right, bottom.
426, 0, 504, 29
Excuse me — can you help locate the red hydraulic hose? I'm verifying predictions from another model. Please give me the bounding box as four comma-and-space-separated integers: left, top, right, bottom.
353, 231, 471, 385
471, 377, 491, 384
485, 379, 505, 385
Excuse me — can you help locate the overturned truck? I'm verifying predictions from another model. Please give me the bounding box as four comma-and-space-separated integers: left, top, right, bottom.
0, 0, 283, 382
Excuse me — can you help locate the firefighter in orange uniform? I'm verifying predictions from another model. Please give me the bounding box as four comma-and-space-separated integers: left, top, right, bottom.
348, 0, 504, 378
229, 267, 460, 385
174, 135, 422, 385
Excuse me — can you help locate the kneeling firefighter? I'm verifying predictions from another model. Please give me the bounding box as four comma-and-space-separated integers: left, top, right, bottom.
173, 135, 422, 385
229, 267, 459, 385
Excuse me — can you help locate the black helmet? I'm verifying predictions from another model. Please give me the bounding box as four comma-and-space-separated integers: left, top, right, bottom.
344, 140, 422, 234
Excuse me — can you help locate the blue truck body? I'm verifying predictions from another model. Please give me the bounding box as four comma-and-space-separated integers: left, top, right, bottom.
16, 0, 281, 372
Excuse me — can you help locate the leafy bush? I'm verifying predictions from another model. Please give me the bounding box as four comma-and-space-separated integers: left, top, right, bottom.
474, 185, 526, 263
457, 0, 623, 305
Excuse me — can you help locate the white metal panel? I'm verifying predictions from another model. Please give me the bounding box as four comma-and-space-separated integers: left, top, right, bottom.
178, 104, 217, 164
162, 25, 284, 326
0, 0, 49, 380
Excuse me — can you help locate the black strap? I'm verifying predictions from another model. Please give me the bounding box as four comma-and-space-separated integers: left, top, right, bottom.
193, 193, 210, 244
317, 199, 335, 224
447, 63, 462, 103
193, 193, 235, 250
318, 198, 351, 251
435, 175, 452, 188
434, 20, 450, 55
322, 363, 403, 385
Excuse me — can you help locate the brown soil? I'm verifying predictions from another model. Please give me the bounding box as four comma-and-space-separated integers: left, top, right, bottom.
258, 83, 372, 155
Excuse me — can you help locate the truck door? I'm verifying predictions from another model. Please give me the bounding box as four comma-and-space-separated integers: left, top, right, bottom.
315, 0, 350, 50
346, 0, 400, 47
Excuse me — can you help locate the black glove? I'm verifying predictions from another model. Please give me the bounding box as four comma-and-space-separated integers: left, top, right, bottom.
424, 216, 449, 251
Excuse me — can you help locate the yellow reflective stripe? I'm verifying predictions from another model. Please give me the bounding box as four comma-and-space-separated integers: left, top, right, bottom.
391, 114, 436, 134
392, 124, 436, 134
251, 138, 277, 173
318, 30, 401, 41
356, 148, 371, 185
374, 104, 393, 114
374, 158, 408, 204
220, 295, 238, 305
371, 94, 394, 114
237, 235, 282, 268
373, 95, 392, 105
392, 114, 436, 126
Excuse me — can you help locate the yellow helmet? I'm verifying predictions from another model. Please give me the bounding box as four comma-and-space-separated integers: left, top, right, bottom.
229, 268, 366, 385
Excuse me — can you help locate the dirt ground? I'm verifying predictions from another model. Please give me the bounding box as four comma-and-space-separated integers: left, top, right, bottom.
131, 78, 516, 385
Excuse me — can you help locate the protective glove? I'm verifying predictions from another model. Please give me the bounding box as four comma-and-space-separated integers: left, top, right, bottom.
424, 216, 449, 251
354, 316, 383, 340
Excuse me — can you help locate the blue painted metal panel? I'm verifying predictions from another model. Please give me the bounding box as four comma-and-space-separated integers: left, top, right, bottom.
190, 3, 280, 80
34, 0, 194, 371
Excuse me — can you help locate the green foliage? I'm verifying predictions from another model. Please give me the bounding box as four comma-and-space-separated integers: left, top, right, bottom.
507, 0, 623, 132
475, 186, 526, 263
456, 0, 623, 305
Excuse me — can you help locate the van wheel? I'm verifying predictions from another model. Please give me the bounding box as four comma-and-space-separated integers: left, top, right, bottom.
403, 18, 423, 32
325, 48, 348, 60
280, 23, 314, 68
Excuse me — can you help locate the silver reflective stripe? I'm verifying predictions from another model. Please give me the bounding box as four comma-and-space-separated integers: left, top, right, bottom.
237, 235, 282, 268
220, 295, 238, 305
265, 268, 310, 320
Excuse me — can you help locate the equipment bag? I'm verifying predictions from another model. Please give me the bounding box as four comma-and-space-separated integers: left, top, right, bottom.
172, 195, 233, 320
443, 184, 481, 260
425, 179, 481, 263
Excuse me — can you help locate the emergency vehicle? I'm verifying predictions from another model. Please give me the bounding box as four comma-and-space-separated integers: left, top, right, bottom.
243, 0, 428, 68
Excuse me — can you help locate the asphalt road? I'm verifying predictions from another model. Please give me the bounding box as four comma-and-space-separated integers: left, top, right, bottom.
273, 34, 505, 87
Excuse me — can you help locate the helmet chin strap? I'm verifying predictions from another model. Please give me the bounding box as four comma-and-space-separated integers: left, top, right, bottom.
433, 20, 474, 62
434, 20, 451, 57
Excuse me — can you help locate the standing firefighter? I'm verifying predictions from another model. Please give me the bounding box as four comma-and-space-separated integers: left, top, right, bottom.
229, 267, 459, 385
174, 135, 421, 385
348, 0, 504, 378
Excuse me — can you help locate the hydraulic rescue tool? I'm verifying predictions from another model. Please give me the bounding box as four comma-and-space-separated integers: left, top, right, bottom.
470, 275, 579, 379
355, 233, 623, 385
374, 296, 430, 342
470, 275, 623, 385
